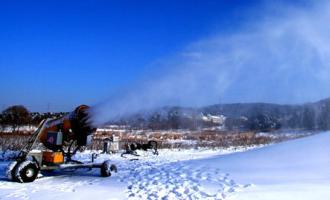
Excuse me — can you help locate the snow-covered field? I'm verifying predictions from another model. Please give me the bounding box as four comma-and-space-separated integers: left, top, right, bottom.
0, 132, 329, 200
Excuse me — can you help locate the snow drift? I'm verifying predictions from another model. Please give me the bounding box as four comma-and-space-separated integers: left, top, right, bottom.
184, 131, 330, 200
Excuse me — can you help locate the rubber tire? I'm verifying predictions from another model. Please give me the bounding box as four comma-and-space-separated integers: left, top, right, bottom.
15, 160, 39, 183
5, 161, 18, 181
100, 160, 116, 177
110, 164, 118, 173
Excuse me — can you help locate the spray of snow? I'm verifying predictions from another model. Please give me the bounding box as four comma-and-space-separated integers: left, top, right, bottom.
91, 1, 330, 126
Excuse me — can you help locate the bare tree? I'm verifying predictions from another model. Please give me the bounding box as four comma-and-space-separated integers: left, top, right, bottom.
0, 113, 4, 132
2, 105, 31, 132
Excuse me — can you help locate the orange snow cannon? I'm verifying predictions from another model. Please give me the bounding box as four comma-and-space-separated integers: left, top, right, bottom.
5, 105, 117, 183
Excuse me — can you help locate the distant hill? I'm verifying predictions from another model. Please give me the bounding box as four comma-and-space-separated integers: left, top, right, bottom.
109, 98, 330, 131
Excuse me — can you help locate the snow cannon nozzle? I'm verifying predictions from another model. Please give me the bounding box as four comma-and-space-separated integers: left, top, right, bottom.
70, 105, 97, 146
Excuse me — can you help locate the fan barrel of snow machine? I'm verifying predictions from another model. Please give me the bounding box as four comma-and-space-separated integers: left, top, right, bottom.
38, 105, 96, 151
70, 105, 95, 146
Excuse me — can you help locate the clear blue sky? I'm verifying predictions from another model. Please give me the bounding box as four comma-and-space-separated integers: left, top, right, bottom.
0, 0, 311, 112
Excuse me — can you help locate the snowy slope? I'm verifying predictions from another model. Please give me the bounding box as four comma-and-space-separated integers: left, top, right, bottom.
184, 131, 330, 200
0, 132, 329, 200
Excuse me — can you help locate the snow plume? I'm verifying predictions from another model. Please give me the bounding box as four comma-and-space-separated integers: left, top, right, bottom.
91, 1, 330, 126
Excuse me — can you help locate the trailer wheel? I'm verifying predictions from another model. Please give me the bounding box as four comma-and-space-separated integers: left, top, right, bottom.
110, 164, 117, 173
15, 160, 39, 183
101, 160, 116, 177
6, 161, 18, 181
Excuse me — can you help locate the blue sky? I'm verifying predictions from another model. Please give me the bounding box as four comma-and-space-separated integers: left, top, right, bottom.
0, 0, 321, 113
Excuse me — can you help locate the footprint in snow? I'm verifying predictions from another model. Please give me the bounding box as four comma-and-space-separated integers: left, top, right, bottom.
123, 162, 251, 200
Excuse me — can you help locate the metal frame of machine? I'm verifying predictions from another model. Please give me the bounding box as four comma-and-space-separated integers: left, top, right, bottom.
121, 140, 159, 159
5, 105, 117, 183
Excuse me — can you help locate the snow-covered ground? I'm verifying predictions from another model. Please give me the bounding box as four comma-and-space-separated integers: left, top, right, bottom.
0, 132, 329, 200
0, 125, 37, 133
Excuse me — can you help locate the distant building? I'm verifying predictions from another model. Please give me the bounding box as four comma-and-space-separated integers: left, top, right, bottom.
202, 114, 226, 125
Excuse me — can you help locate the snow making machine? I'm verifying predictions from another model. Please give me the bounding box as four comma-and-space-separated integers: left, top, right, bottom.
6, 105, 117, 183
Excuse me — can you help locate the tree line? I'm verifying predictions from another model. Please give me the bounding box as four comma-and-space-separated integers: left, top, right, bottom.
0, 105, 66, 132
